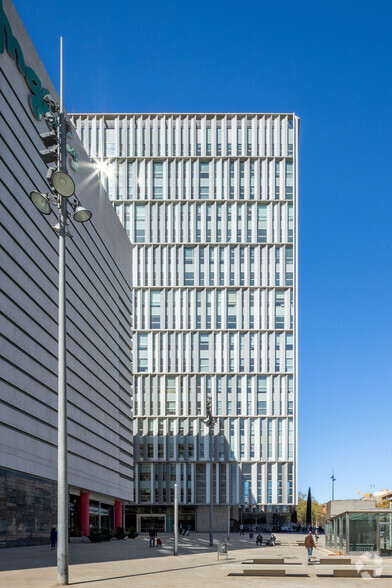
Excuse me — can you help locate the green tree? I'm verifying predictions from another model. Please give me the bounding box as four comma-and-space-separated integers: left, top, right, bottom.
296, 492, 325, 525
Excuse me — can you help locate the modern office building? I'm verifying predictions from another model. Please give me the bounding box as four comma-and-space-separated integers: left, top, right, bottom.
1, 0, 133, 546
70, 112, 299, 532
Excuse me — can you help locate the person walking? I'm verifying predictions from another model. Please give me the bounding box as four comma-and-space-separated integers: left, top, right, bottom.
149, 526, 157, 548
305, 530, 316, 563
239, 523, 244, 535
50, 527, 57, 550
315, 528, 319, 543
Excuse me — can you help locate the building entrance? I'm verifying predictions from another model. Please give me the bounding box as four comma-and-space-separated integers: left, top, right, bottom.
138, 514, 166, 532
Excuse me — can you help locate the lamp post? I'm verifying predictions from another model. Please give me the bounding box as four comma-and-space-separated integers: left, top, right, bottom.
174, 483, 178, 556
205, 395, 217, 547
29, 38, 92, 586
331, 468, 336, 502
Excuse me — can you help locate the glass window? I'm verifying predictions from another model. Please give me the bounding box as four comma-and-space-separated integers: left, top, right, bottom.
128, 161, 134, 200
216, 204, 222, 242
138, 334, 148, 372
257, 204, 267, 242
124, 204, 131, 237
288, 205, 294, 243
257, 376, 267, 415
288, 419, 293, 458
229, 162, 235, 198
227, 290, 237, 328
153, 162, 163, 199
196, 204, 202, 242
285, 333, 294, 372
227, 204, 233, 242
209, 247, 215, 285
199, 162, 209, 198
135, 204, 145, 242
239, 162, 245, 198
275, 291, 285, 329
349, 513, 377, 552
199, 246, 205, 285
217, 127, 222, 155
166, 377, 176, 415
229, 333, 235, 372
288, 124, 294, 156
104, 126, 115, 157
199, 333, 209, 372
150, 291, 160, 328
285, 162, 293, 199
285, 247, 293, 285
184, 247, 194, 285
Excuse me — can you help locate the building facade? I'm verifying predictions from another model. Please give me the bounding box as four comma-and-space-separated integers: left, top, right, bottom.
1, 0, 133, 546
71, 112, 299, 531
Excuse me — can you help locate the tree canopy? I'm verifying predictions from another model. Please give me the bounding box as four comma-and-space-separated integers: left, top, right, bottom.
296, 492, 325, 525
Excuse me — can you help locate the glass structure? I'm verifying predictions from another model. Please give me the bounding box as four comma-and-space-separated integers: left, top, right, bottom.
326, 510, 392, 556
71, 113, 299, 528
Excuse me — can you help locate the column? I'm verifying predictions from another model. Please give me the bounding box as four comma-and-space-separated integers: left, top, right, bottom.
114, 500, 122, 531
79, 491, 89, 537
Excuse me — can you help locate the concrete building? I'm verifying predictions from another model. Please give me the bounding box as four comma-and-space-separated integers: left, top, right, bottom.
0, 0, 133, 546
70, 112, 299, 531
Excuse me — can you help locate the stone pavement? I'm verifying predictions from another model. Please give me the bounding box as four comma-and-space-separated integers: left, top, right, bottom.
0, 533, 391, 588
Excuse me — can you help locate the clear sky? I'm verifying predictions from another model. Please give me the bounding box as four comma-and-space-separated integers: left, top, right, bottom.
13, 0, 392, 504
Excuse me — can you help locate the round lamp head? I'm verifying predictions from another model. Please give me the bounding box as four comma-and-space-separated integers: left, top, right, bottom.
52, 170, 75, 197
73, 205, 92, 223
30, 191, 51, 215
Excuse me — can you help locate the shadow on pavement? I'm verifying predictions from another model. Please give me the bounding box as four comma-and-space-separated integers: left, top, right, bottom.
0, 533, 291, 572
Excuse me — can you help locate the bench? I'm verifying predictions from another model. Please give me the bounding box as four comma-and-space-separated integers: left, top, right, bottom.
225, 564, 308, 577
316, 565, 392, 578
244, 558, 285, 564
319, 558, 351, 565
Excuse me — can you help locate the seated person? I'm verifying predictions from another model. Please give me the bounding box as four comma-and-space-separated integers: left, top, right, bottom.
256, 533, 263, 545
269, 533, 276, 546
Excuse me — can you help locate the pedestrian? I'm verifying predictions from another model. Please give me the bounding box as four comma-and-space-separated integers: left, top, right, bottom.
179, 523, 183, 535
183, 523, 189, 536
256, 533, 263, 546
149, 526, 157, 548
239, 523, 244, 535
304, 530, 316, 563
50, 527, 57, 550
315, 528, 319, 543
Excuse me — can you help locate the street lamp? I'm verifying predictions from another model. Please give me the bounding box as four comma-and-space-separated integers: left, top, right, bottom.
331, 468, 336, 501
205, 395, 217, 546
29, 39, 92, 586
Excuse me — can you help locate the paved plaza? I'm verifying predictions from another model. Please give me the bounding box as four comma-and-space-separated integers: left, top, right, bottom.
0, 533, 391, 588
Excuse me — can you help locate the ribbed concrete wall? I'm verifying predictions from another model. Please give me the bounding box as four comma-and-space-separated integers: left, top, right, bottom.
0, 0, 134, 546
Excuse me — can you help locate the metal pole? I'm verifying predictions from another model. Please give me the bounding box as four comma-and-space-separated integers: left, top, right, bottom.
209, 425, 213, 546
57, 36, 69, 586
227, 504, 230, 542
174, 483, 178, 556
331, 469, 336, 502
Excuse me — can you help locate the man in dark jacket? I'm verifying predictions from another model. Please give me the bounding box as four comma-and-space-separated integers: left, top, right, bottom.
304, 530, 316, 563
149, 526, 157, 548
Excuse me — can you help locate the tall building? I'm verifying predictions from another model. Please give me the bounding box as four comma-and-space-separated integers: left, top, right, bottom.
71, 112, 299, 532
1, 0, 133, 547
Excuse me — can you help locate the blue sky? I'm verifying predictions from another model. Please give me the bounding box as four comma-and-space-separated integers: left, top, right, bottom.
13, 0, 392, 503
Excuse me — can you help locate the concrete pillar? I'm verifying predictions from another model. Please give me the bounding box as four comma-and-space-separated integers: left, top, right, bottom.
79, 492, 89, 537
114, 500, 122, 531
